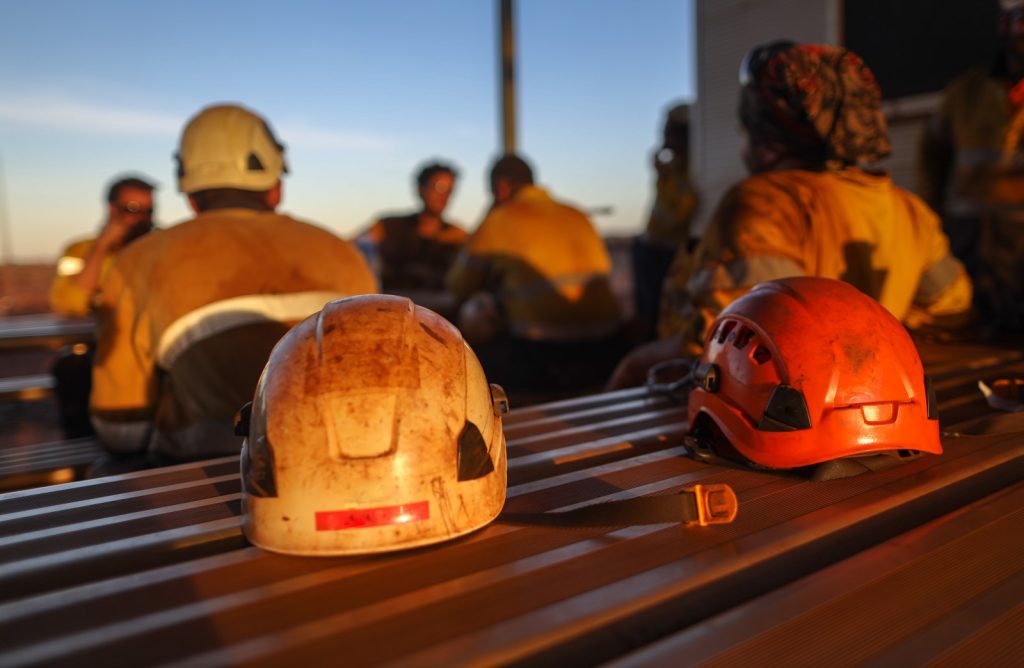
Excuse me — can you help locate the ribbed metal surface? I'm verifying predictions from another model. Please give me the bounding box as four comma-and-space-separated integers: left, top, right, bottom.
612, 482, 1024, 667
0, 314, 94, 349
0, 344, 1021, 667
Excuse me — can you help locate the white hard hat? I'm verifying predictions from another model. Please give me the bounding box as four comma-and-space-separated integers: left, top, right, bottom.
240, 295, 510, 556
176, 104, 287, 194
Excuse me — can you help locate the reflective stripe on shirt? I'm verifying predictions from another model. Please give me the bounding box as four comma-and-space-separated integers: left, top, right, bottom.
156, 290, 347, 369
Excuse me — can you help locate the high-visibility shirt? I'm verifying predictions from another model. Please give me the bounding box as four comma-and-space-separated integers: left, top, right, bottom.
659, 168, 973, 348
645, 155, 698, 247
917, 68, 1012, 221
446, 185, 621, 339
49, 238, 107, 316
91, 208, 378, 459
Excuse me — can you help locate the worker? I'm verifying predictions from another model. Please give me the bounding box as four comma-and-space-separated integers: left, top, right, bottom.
609, 42, 972, 388
446, 154, 623, 392
632, 103, 698, 341
50, 175, 156, 316
90, 103, 377, 466
917, 0, 1024, 277
357, 161, 467, 292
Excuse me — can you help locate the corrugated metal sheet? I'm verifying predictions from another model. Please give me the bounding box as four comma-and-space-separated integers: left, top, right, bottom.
0, 343, 1021, 666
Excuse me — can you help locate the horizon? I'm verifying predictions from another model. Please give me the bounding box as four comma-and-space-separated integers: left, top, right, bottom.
0, 0, 695, 263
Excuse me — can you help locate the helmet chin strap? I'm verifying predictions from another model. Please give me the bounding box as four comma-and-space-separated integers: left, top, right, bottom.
500, 483, 738, 529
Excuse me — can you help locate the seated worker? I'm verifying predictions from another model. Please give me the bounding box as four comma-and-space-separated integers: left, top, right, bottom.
446, 154, 623, 392
50, 175, 157, 316
358, 161, 467, 292
91, 103, 377, 465
632, 103, 699, 342
609, 42, 972, 388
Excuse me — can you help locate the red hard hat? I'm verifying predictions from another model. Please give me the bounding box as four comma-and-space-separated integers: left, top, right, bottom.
686, 277, 940, 473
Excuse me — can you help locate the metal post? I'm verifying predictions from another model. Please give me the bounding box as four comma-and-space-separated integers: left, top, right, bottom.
0, 156, 11, 266
500, 0, 517, 153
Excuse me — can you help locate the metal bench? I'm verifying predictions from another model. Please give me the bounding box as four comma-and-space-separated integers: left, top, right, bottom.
0, 438, 105, 492
0, 374, 56, 402
0, 343, 1021, 666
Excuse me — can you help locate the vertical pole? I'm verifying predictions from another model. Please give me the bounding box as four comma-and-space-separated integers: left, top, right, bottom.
500, 0, 517, 153
0, 156, 12, 314
0, 156, 11, 266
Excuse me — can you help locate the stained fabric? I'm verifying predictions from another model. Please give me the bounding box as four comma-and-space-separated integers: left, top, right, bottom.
90, 208, 378, 459
740, 44, 891, 168
658, 168, 973, 346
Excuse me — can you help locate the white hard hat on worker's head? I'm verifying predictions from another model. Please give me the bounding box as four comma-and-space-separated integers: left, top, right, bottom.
176, 103, 287, 194
239, 294, 510, 556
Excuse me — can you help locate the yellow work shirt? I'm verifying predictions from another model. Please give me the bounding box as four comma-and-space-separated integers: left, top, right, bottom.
446, 185, 621, 338
49, 238, 110, 316
91, 208, 378, 459
645, 155, 698, 246
659, 168, 973, 346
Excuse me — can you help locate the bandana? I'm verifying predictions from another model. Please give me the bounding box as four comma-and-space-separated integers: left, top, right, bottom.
739, 44, 891, 167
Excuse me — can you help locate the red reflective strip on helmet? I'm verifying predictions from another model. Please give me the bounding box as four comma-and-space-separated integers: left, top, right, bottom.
315, 501, 430, 531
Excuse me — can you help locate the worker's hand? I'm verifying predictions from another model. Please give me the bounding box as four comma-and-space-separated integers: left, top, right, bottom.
606, 334, 686, 391
96, 209, 140, 252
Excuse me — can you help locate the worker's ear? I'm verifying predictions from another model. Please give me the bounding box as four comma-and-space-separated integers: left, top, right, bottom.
264, 181, 282, 209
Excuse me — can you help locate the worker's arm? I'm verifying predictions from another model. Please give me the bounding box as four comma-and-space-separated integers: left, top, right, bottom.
904, 202, 973, 330
49, 240, 96, 316
657, 179, 806, 344
89, 263, 158, 454
445, 218, 495, 302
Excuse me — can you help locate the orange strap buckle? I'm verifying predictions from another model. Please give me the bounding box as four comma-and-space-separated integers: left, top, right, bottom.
686, 483, 738, 526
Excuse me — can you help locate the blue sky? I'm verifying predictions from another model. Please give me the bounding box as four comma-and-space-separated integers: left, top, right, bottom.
0, 0, 694, 261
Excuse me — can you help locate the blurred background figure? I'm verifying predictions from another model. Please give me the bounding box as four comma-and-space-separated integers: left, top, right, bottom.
631, 103, 698, 343
917, 0, 1024, 279
90, 103, 376, 470
49, 175, 156, 316
916, 0, 1024, 339
48, 175, 157, 439
358, 161, 467, 293
610, 42, 972, 388
447, 154, 623, 396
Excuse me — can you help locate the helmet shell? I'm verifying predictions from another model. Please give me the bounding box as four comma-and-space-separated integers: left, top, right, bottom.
177, 104, 286, 194
242, 295, 508, 556
687, 277, 940, 469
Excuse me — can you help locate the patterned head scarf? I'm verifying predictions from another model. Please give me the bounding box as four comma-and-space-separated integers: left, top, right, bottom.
739, 43, 891, 168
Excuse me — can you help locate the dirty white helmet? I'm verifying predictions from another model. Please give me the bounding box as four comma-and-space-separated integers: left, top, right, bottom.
239, 295, 509, 556
176, 104, 287, 194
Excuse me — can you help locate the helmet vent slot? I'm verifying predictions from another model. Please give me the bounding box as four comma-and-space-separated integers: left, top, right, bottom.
734, 327, 754, 349
247, 153, 265, 171
717, 320, 737, 344
457, 421, 496, 481
757, 384, 811, 431
751, 344, 772, 365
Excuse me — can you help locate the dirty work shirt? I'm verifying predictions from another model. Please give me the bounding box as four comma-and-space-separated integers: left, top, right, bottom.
91, 208, 378, 460
362, 212, 467, 290
49, 238, 109, 316
917, 68, 1014, 225
659, 168, 973, 348
446, 185, 621, 339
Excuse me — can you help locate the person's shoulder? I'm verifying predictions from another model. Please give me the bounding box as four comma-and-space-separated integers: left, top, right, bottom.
728, 169, 819, 200
438, 218, 468, 241
58, 236, 97, 258
944, 67, 1002, 98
